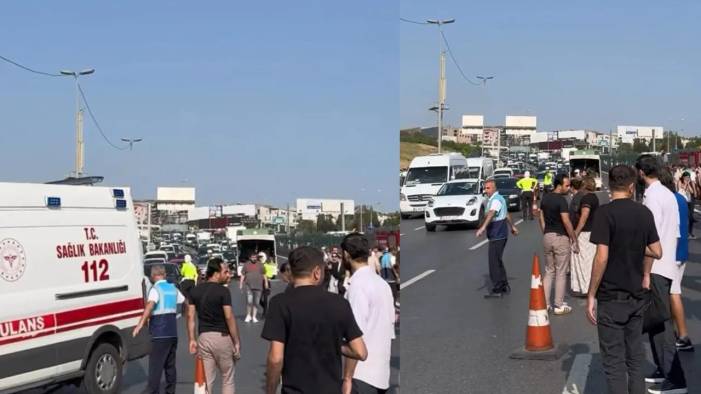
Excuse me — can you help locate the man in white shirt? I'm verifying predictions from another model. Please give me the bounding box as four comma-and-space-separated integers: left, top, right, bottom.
637, 155, 687, 393
341, 233, 395, 394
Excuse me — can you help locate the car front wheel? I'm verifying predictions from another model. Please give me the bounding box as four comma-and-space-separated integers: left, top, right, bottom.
79, 343, 122, 394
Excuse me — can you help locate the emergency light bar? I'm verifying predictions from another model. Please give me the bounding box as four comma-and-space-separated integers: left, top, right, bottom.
115, 199, 127, 209
47, 197, 61, 208
112, 189, 125, 198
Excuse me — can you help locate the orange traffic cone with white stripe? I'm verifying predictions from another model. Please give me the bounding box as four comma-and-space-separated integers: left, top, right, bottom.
510, 254, 567, 360
194, 355, 207, 394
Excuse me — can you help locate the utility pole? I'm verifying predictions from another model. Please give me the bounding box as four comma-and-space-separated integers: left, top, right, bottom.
286, 203, 290, 234
652, 129, 656, 152
60, 69, 95, 177
359, 204, 363, 233
340, 202, 345, 232
427, 19, 454, 154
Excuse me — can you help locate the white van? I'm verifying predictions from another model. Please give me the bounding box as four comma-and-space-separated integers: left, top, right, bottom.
400, 153, 468, 218
466, 157, 495, 180
0, 183, 150, 393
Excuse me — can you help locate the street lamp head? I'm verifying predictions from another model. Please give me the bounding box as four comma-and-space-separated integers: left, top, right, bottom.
60, 70, 76, 76
79, 68, 95, 75
426, 18, 455, 25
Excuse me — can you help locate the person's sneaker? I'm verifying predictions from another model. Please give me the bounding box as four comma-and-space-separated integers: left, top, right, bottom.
483, 291, 503, 299
647, 380, 687, 394
553, 304, 572, 315
675, 336, 694, 351
252, 316, 259, 323
244, 315, 252, 323
645, 370, 665, 384
688, 234, 696, 240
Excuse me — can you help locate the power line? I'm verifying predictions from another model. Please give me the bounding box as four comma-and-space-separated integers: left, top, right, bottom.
77, 83, 129, 151
440, 31, 481, 86
0, 54, 62, 77
400, 17, 429, 25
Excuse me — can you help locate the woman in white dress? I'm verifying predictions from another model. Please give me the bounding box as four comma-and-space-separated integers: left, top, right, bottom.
570, 176, 599, 296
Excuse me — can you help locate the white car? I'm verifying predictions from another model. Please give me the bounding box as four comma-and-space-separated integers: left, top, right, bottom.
493, 167, 514, 179
424, 179, 487, 232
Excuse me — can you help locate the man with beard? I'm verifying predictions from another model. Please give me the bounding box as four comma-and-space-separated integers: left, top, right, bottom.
636, 155, 687, 393
341, 233, 395, 394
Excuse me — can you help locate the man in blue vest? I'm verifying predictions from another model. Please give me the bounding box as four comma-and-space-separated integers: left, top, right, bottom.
476, 179, 520, 298
133, 265, 185, 394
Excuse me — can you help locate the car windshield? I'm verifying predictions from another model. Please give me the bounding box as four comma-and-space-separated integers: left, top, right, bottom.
405, 166, 448, 184
467, 167, 480, 178
495, 178, 517, 189
437, 182, 478, 196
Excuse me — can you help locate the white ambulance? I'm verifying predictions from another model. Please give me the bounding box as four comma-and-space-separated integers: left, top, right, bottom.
0, 183, 150, 393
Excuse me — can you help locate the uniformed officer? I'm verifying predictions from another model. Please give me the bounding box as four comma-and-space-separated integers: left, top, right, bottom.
133, 265, 185, 394
476, 179, 519, 298
543, 169, 554, 193
180, 254, 198, 296
516, 171, 538, 220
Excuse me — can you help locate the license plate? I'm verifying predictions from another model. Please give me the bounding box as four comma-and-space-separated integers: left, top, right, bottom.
440, 216, 457, 220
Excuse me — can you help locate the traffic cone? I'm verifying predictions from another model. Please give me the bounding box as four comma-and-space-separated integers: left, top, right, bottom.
510, 254, 567, 360
194, 355, 207, 394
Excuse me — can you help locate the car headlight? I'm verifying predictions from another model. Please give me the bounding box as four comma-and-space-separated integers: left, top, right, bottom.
466, 197, 477, 206
400, 193, 406, 201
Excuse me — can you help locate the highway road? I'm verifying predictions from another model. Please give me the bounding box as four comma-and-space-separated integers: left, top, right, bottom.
400, 190, 701, 394
24, 267, 400, 393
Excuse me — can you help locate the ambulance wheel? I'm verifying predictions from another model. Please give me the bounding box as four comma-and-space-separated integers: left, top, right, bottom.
80, 343, 122, 394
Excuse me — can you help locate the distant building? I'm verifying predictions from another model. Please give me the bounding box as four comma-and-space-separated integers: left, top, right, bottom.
504, 115, 537, 145
296, 198, 355, 222
156, 187, 196, 212
461, 115, 485, 144
617, 125, 663, 145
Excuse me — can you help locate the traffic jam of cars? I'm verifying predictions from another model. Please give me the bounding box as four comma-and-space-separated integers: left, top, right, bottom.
400, 151, 570, 232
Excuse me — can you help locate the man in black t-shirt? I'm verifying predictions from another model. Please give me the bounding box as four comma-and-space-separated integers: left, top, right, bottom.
539, 173, 578, 315
187, 258, 241, 394
587, 165, 662, 394
262, 246, 367, 394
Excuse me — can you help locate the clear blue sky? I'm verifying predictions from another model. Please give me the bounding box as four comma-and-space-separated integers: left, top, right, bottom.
401, 0, 700, 135
0, 1, 397, 210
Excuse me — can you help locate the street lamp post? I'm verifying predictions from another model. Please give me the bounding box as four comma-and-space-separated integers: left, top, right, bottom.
61, 68, 95, 177
427, 18, 454, 154
121, 138, 143, 151
476, 75, 494, 87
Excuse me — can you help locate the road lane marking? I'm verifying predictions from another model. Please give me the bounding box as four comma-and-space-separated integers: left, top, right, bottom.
276, 255, 288, 260
469, 239, 489, 250
400, 233, 405, 236
400, 270, 436, 289
414, 226, 425, 231
562, 353, 591, 394
468, 219, 524, 250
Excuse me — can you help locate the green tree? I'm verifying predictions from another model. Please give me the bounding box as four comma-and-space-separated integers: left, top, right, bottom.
632, 138, 649, 153
351, 205, 381, 232
685, 137, 701, 150
335, 214, 355, 231
296, 220, 316, 234
316, 214, 337, 233
382, 212, 400, 228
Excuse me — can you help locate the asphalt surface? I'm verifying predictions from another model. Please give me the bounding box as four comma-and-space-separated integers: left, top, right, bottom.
401, 191, 701, 394
23, 274, 399, 393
